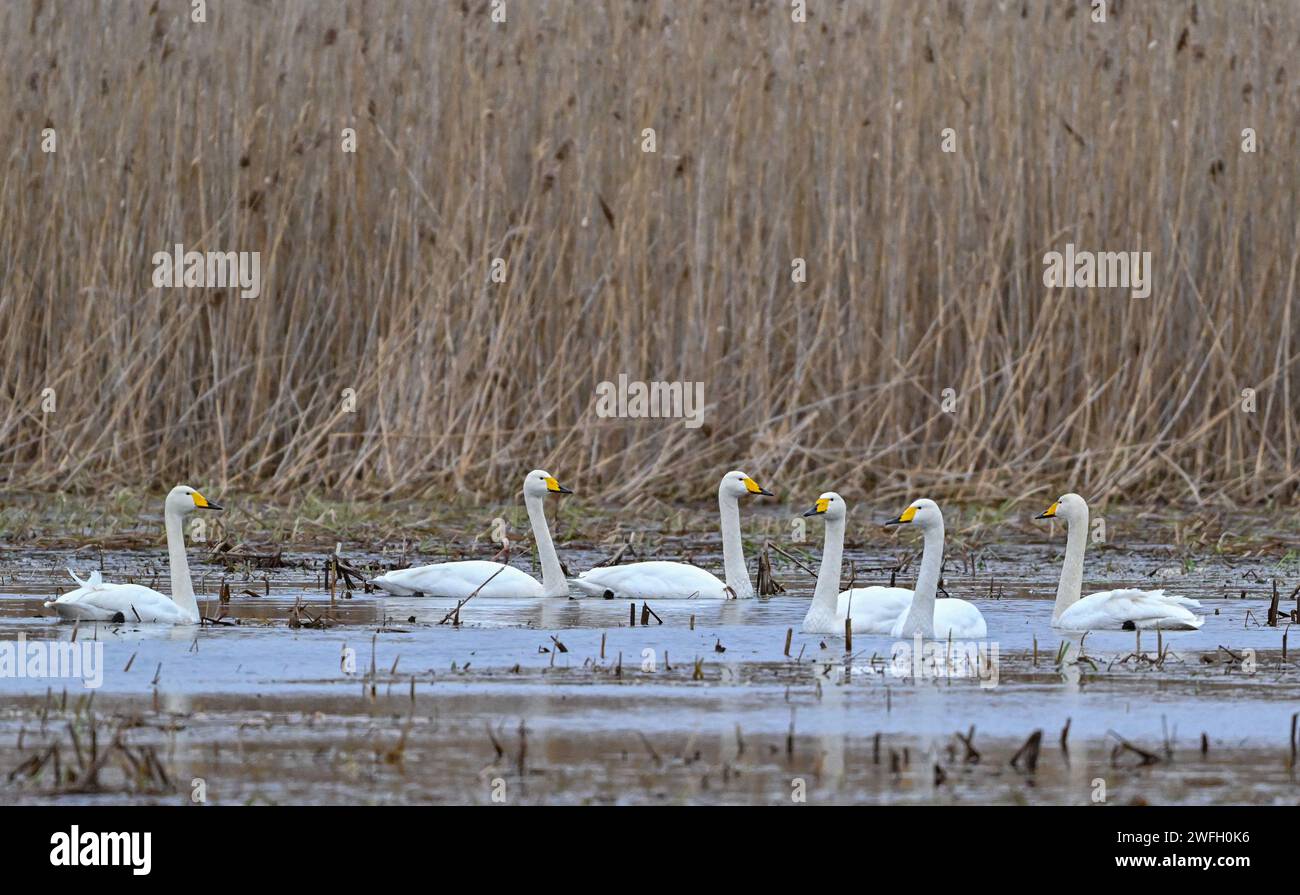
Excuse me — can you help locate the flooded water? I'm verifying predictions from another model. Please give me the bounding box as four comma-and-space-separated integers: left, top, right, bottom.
1, 509, 1297, 804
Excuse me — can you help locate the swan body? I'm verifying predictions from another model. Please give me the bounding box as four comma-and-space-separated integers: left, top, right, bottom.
800, 492, 914, 633
570, 470, 772, 600
891, 597, 988, 640
884, 498, 988, 640
370, 470, 572, 599
1056, 588, 1202, 631
812, 587, 915, 634
569, 560, 733, 600
46, 571, 195, 624
369, 560, 548, 598
44, 485, 221, 626
1038, 494, 1204, 631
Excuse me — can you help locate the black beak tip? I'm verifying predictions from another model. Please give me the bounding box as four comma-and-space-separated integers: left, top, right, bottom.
204, 502, 224, 511
801, 508, 819, 517
883, 517, 901, 527
1034, 511, 1050, 519
758, 488, 774, 497
557, 486, 573, 494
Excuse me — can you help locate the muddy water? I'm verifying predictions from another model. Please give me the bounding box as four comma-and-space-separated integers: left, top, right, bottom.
1, 516, 1298, 805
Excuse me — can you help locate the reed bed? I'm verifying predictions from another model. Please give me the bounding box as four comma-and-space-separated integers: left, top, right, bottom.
0, 0, 1296, 507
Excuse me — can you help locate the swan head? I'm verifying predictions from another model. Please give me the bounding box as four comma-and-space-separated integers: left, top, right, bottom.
166, 485, 222, 515
524, 469, 572, 498
884, 497, 942, 530
802, 491, 846, 520
720, 470, 773, 500
1037, 492, 1087, 523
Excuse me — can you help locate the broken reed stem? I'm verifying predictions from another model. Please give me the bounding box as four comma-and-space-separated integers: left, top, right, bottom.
1291, 713, 1298, 769
436, 564, 505, 625
1010, 730, 1043, 773
766, 541, 817, 579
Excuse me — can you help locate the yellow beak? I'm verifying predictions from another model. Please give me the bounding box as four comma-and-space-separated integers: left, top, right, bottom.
743, 476, 773, 496
192, 491, 222, 511
1036, 501, 1059, 519
884, 505, 917, 526
802, 497, 830, 517
545, 477, 573, 494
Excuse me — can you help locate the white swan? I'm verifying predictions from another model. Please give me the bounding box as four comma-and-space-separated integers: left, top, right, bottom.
570, 470, 772, 599
370, 470, 572, 598
885, 498, 988, 639
801, 492, 912, 634
44, 485, 221, 625
1038, 493, 1203, 631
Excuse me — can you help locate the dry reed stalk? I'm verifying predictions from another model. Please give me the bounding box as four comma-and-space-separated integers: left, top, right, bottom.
0, 1, 1294, 507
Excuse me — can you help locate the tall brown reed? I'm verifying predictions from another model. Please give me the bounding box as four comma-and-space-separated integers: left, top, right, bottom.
0, 0, 1296, 508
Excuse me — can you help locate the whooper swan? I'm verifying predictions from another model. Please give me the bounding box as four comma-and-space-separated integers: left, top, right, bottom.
570, 470, 772, 599
1037, 493, 1203, 631
44, 485, 222, 625
801, 492, 912, 634
370, 470, 572, 598
885, 498, 988, 640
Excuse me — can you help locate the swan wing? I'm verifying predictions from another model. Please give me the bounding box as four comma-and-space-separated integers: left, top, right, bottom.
45, 582, 191, 624
818, 587, 913, 634
1057, 588, 1203, 631
931, 598, 988, 639
891, 597, 988, 639
572, 561, 730, 599
371, 560, 544, 599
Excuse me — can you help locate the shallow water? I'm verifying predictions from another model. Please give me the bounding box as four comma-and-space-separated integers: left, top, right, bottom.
1, 525, 1297, 805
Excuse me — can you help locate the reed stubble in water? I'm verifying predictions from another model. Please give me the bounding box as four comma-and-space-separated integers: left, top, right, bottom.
0, 1, 1295, 505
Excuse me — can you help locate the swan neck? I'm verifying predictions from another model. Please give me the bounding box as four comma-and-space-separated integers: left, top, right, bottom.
1054, 513, 1088, 620
718, 492, 751, 598
812, 516, 846, 610
164, 508, 199, 622
525, 493, 566, 596
897, 521, 944, 638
